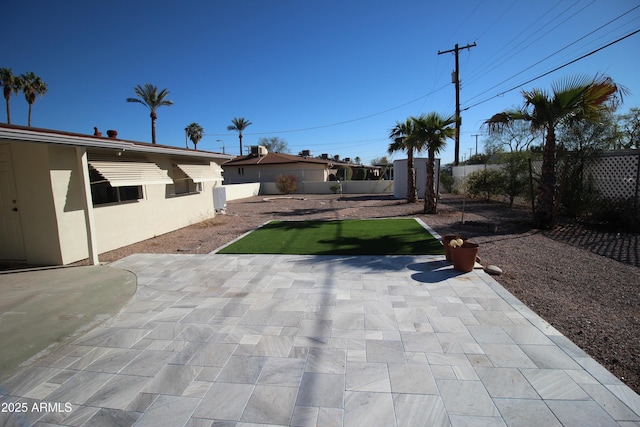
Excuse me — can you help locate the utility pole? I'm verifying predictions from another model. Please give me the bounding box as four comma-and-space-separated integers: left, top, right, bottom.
472, 133, 480, 155
216, 139, 225, 154
438, 42, 476, 166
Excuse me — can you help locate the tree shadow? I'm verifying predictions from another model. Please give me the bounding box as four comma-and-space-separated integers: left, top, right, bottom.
544, 220, 639, 267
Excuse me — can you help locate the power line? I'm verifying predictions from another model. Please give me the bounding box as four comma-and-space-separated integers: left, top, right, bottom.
464, 4, 640, 106
204, 84, 450, 137
465, 1, 578, 86
462, 27, 640, 112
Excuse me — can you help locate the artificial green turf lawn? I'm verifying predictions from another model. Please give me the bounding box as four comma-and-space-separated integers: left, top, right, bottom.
217, 218, 443, 255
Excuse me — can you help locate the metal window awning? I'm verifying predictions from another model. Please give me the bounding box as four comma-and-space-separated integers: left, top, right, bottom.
88, 155, 173, 187
176, 163, 223, 183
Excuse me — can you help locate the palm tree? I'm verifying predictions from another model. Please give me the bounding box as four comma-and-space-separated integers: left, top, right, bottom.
412, 113, 456, 214
388, 118, 419, 203
20, 72, 47, 127
0, 68, 22, 124
485, 75, 625, 229
185, 122, 204, 150
227, 117, 252, 155
126, 83, 173, 144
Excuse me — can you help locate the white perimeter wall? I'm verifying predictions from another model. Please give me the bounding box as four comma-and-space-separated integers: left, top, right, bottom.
260, 180, 394, 195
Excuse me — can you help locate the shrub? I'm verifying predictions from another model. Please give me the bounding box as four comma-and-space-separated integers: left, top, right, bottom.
275, 174, 297, 194
466, 168, 504, 200
439, 169, 454, 193
498, 151, 529, 207
337, 167, 352, 181
585, 196, 640, 233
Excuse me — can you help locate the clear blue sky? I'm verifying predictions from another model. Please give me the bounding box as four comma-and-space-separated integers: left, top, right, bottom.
3, 0, 639, 164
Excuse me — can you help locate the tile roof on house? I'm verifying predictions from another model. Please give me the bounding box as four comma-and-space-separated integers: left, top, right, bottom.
223, 151, 335, 166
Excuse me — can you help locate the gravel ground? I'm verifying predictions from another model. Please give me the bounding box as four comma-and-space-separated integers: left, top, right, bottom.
96, 193, 640, 395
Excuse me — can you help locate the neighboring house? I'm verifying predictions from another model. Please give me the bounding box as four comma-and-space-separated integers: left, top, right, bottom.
0, 124, 233, 266
222, 147, 339, 184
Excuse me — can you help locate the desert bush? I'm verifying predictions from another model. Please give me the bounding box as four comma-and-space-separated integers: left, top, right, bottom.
337, 167, 353, 181
585, 196, 640, 233
439, 169, 454, 193
498, 151, 529, 207
466, 168, 504, 200
275, 174, 297, 194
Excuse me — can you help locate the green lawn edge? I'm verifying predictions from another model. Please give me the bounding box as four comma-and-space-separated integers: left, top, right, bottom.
218, 218, 443, 255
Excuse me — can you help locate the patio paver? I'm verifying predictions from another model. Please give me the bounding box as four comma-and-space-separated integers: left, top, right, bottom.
1, 253, 639, 426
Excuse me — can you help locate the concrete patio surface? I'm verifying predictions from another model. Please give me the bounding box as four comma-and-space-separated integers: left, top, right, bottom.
0, 266, 136, 383
1, 253, 639, 426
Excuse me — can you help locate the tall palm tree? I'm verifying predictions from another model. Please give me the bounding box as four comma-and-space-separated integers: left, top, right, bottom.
185, 122, 204, 150
0, 68, 22, 124
412, 113, 456, 214
388, 118, 419, 203
126, 83, 173, 144
20, 72, 47, 127
485, 75, 625, 229
227, 117, 252, 155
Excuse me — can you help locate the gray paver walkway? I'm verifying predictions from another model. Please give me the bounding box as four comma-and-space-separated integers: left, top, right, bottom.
1, 253, 639, 426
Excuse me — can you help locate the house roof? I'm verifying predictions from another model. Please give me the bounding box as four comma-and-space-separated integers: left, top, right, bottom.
223, 151, 336, 167
0, 123, 234, 162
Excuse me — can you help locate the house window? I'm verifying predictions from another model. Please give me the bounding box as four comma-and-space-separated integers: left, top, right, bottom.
169, 165, 202, 196
238, 167, 244, 175
89, 169, 143, 205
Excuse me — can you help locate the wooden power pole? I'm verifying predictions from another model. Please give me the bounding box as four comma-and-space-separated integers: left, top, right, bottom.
438, 42, 476, 166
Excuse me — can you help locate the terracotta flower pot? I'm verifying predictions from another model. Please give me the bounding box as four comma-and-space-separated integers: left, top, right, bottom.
443, 235, 464, 262
451, 242, 479, 273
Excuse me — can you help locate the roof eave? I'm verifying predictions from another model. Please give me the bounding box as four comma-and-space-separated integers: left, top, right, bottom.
0, 126, 235, 161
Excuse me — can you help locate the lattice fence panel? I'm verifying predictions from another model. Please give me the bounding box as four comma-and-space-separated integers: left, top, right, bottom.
585, 152, 639, 200
529, 151, 639, 201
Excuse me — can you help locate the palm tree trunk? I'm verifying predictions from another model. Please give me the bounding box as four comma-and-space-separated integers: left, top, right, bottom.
536, 126, 557, 229
424, 151, 437, 214
407, 150, 417, 203
239, 134, 243, 156
27, 103, 32, 127
151, 117, 156, 144
5, 98, 10, 124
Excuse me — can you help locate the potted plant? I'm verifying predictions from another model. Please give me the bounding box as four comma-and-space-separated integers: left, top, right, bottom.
449, 238, 479, 273
442, 235, 464, 262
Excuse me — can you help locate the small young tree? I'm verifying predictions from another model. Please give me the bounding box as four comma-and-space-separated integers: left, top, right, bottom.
498, 151, 529, 207
275, 174, 297, 194
466, 168, 503, 200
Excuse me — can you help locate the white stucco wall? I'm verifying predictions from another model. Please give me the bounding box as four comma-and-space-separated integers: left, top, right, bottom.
261, 180, 394, 195
223, 163, 328, 184
10, 142, 65, 264
223, 183, 261, 200
91, 155, 220, 255
6, 141, 225, 265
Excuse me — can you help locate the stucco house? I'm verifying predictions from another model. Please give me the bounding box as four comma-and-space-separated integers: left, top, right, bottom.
221, 146, 384, 185
0, 124, 232, 266
222, 147, 338, 184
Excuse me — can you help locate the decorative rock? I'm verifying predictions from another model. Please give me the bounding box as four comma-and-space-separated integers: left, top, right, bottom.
485, 265, 503, 276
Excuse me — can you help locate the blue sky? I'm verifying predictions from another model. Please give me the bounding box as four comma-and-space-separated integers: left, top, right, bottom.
3, 0, 639, 164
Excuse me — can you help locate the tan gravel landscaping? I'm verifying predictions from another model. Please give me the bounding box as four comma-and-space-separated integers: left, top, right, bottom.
95, 193, 640, 395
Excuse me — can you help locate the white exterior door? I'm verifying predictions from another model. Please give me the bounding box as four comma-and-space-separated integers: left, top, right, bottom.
0, 144, 26, 260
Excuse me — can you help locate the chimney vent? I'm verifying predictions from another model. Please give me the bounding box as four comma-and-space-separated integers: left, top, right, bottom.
107, 130, 118, 139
